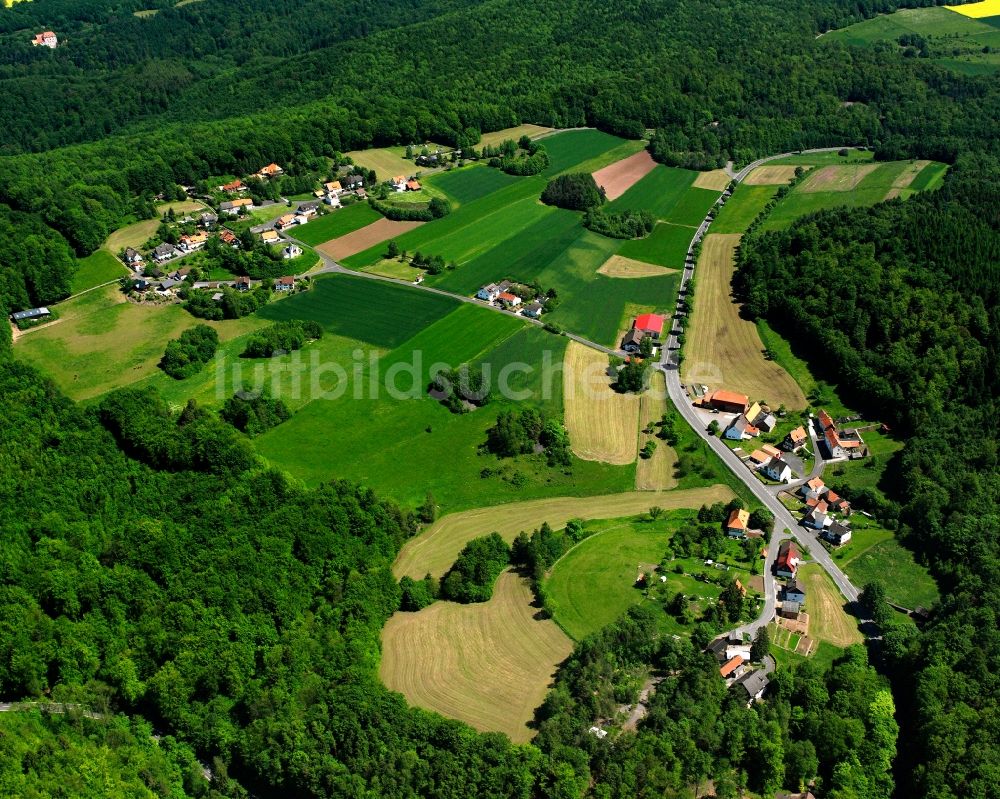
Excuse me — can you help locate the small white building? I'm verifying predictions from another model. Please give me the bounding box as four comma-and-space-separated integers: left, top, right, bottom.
32, 31, 58, 48
477, 283, 501, 302
762, 456, 792, 483
282, 245, 302, 260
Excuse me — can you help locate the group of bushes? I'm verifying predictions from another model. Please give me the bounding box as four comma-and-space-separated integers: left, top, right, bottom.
219, 386, 292, 437
540, 172, 606, 211
429, 365, 491, 413
485, 136, 550, 175
159, 324, 219, 379
584, 207, 655, 239
185, 284, 272, 320
369, 196, 450, 222
439, 533, 512, 603
242, 319, 323, 358
483, 407, 571, 466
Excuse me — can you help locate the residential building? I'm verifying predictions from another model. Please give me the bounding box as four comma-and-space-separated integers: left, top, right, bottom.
324, 180, 343, 195
817, 408, 866, 459
803, 500, 832, 529
621, 329, 645, 353
274, 214, 297, 231
354, 188, 367, 199
825, 490, 852, 516
801, 477, 827, 501
762, 456, 793, 483
219, 180, 243, 193
258, 163, 284, 178
497, 292, 521, 308
706, 389, 749, 414
219, 230, 239, 247
745, 402, 762, 424
761, 444, 783, 459
726, 508, 750, 538
152, 243, 178, 263
220, 198, 253, 214
124, 248, 144, 267
282, 245, 302, 260
32, 31, 58, 48
298, 202, 319, 217
200, 212, 219, 228
783, 426, 808, 451
784, 579, 806, 604
477, 283, 501, 302
261, 230, 280, 244
406, 179, 422, 191
392, 175, 407, 191
725, 414, 759, 441
734, 670, 769, 702
235, 276, 251, 292
822, 521, 853, 546
275, 276, 295, 292
10, 307, 51, 322
523, 301, 544, 318
633, 313, 666, 339
780, 601, 801, 619
720, 655, 745, 679
756, 413, 777, 432
178, 232, 208, 252
775, 540, 800, 578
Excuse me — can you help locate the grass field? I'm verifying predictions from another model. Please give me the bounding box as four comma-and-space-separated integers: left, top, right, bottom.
380, 570, 572, 742
293, 203, 382, 246
394, 485, 734, 580
609, 165, 719, 225
693, 170, 732, 190
744, 166, 799, 185
257, 273, 456, 347
563, 341, 639, 465
636, 371, 678, 490
682, 234, 807, 409
345, 146, 427, 181
909, 161, 949, 191
617, 222, 693, 268
71, 250, 128, 294
103, 200, 208, 253
363, 258, 424, 281
711, 185, 780, 233
425, 165, 521, 205
597, 255, 676, 278
797, 563, 863, 648
14, 285, 265, 401
767, 149, 874, 166
479, 124, 554, 148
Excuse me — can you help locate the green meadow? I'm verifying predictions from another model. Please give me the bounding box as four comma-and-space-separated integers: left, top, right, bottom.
71, 250, 128, 294
617, 222, 693, 267
609, 165, 720, 225
293, 203, 382, 245
426, 164, 521, 205
711, 185, 780, 233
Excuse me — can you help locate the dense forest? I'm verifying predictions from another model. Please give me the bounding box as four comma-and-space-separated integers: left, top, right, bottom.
735, 156, 1000, 797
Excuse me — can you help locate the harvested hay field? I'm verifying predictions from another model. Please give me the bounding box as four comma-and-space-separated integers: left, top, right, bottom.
798, 164, 879, 193
798, 564, 863, 648
681, 234, 806, 410
592, 150, 658, 200
635, 371, 678, 490
885, 159, 931, 199
597, 255, 677, 279
394, 485, 734, 580
345, 147, 428, 180
316, 218, 423, 261
692, 169, 732, 190
744, 166, 800, 186
564, 340, 639, 464
380, 570, 573, 742
479, 124, 553, 148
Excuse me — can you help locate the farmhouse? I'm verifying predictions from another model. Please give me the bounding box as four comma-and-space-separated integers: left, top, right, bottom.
801, 477, 827, 501
477, 283, 501, 302
258, 163, 284, 178
406, 180, 422, 192
392, 175, 407, 191
720, 655, 746, 679
705, 389, 749, 414
152, 243, 179, 263
235, 276, 251, 292
325, 181, 343, 195
748, 449, 770, 467
261, 230, 280, 244
10, 307, 51, 323
724, 414, 759, 441
219, 230, 239, 247
178, 232, 208, 252
817, 409, 866, 459
497, 292, 521, 308
298, 202, 319, 218
219, 179, 243, 193
274, 214, 297, 231
803, 500, 831, 529
124, 248, 144, 267
734, 669, 769, 703
726, 508, 750, 538
745, 402, 762, 423
344, 174, 364, 190
621, 329, 646, 353
275, 276, 296, 292
220, 198, 253, 214
633, 313, 665, 339
522, 301, 544, 319
762, 456, 793, 483
32, 31, 58, 48
822, 521, 853, 546
784, 579, 806, 604
756, 413, 777, 432
780, 601, 801, 619
282, 244, 302, 260
200, 212, 219, 228
775, 540, 800, 578
783, 426, 808, 451
825, 491, 851, 515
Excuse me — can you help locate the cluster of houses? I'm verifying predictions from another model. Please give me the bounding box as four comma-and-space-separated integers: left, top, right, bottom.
391, 176, 422, 193
32, 31, 58, 48
816, 409, 867, 459
476, 281, 545, 318
774, 539, 809, 622
273, 202, 318, 232
313, 175, 367, 205
622, 314, 666, 353
708, 634, 772, 704
799, 476, 853, 545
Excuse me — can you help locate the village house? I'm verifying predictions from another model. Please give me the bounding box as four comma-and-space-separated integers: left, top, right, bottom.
748, 449, 770, 468
325, 180, 343, 195
497, 292, 522, 309
257, 163, 284, 178
522, 301, 544, 319
11, 307, 51, 323
726, 508, 750, 538
392, 175, 407, 191
219, 179, 243, 193
235, 276, 251, 292
824, 490, 852, 516
32, 31, 58, 48
734, 669, 769, 703
298, 202, 319, 218
167, 266, 191, 281
477, 283, 502, 302
344, 174, 364, 190
275, 276, 296, 292
720, 655, 746, 679
817, 409, 866, 459
762, 456, 793, 483
783, 426, 808, 451
755, 412, 778, 432
261, 230, 280, 244
178, 232, 208, 252
780, 601, 801, 619
274, 213, 297, 231
152, 243, 179, 263
219, 230, 239, 248
220, 198, 253, 215
761, 443, 783, 459
633, 313, 666, 340
621, 329, 647, 353
822, 521, 853, 546
705, 389, 749, 414
803, 499, 831, 529
406, 179, 422, 192
745, 402, 762, 424
725, 414, 759, 441
124, 248, 144, 268
200, 212, 219, 228
282, 244, 302, 260
775, 540, 800, 578
784, 579, 806, 604
801, 477, 827, 501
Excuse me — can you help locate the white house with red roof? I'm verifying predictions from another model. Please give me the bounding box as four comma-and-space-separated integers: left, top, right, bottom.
32, 31, 58, 48
633, 313, 665, 339
775, 540, 800, 578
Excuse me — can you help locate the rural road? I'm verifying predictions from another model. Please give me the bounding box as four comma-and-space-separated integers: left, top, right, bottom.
660, 146, 863, 637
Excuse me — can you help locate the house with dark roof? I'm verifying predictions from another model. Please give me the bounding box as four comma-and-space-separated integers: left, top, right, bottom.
522, 301, 544, 319
762, 456, 793, 483
275, 276, 296, 291
822, 521, 852, 546
780, 600, 801, 619
152, 243, 179, 263
784, 579, 806, 604
622, 328, 646, 353
734, 669, 769, 703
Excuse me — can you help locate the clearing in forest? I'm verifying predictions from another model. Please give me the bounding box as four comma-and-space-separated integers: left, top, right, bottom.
316, 218, 424, 261
597, 255, 676, 279
744, 166, 799, 185
563, 340, 640, 465
884, 159, 931, 199
635, 371, 678, 490
798, 164, 879, 193
393, 485, 734, 580
692, 169, 732, 190
681, 234, 807, 409
380, 570, 573, 743
797, 564, 864, 648
592, 150, 658, 200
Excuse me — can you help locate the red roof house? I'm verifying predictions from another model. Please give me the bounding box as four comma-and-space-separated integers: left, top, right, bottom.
776, 540, 800, 578
720, 655, 745, 678
633, 313, 666, 339
707, 389, 749, 414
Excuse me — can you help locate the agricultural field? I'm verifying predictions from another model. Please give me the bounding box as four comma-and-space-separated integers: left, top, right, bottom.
103, 200, 209, 253
544, 513, 727, 640
636, 371, 678, 490
761, 160, 948, 231
345, 146, 433, 181
617, 222, 693, 268
479, 124, 553, 149
744, 166, 799, 185
13, 285, 265, 401
609, 165, 721, 226
425, 164, 520, 205
767, 149, 874, 166
563, 340, 639, 465
316, 218, 424, 261
71, 250, 128, 294
393, 485, 734, 580
380, 570, 572, 742
682, 233, 807, 409
711, 185, 780, 233
592, 150, 657, 200
692, 169, 732, 190
597, 255, 676, 278
796, 564, 863, 648
292, 203, 382, 246
363, 258, 424, 281
544, 133, 646, 176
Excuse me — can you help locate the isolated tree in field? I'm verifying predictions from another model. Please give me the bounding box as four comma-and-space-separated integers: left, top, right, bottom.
640, 440, 657, 459
649, 506, 664, 520
386, 240, 399, 258
750, 626, 770, 661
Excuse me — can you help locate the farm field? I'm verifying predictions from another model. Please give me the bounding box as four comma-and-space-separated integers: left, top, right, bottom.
103, 200, 209, 253
316, 218, 424, 261
682, 234, 807, 409
380, 570, 572, 742
393, 484, 734, 580
609, 165, 720, 225
597, 255, 675, 278
796, 564, 863, 648
563, 340, 639, 465
635, 371, 678, 490
744, 166, 799, 185
345, 146, 431, 181
257, 273, 456, 347
71, 250, 128, 294
767, 149, 874, 166
293, 203, 382, 246
617, 222, 693, 268
544, 513, 724, 640
711, 185, 780, 233
592, 150, 657, 200
13, 285, 265, 401
761, 160, 947, 230
692, 169, 732, 191
947, 0, 1000, 17
479, 123, 553, 148
363, 258, 424, 281
425, 164, 520, 205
